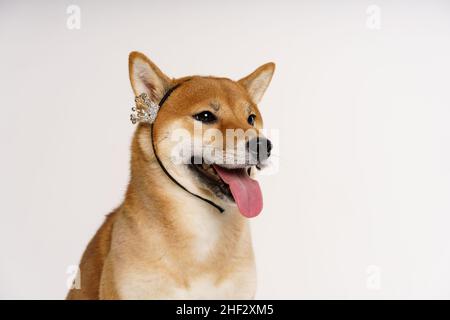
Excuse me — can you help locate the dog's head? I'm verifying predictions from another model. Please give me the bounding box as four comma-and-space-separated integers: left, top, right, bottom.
129, 52, 275, 217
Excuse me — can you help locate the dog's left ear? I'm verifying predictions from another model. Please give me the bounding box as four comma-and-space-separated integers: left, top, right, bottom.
129, 51, 172, 102
238, 62, 275, 104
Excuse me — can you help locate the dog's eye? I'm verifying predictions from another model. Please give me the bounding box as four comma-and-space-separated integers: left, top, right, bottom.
193, 111, 217, 123
248, 114, 256, 126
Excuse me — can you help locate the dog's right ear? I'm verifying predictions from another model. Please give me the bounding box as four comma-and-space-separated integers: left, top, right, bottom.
129, 51, 172, 102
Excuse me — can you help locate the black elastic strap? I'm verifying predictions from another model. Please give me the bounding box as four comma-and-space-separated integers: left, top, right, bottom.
150, 81, 225, 213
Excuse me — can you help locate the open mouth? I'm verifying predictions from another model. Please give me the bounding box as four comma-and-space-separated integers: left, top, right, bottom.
189, 157, 263, 218
190, 159, 234, 200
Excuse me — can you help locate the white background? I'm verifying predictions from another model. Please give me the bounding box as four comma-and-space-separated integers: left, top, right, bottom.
1, 0, 450, 299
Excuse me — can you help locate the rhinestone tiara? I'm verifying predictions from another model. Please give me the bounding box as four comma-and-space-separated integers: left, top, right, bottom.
130, 93, 160, 124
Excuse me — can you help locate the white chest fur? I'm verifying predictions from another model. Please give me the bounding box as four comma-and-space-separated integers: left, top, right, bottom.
116, 267, 256, 299
173, 272, 256, 299
112, 197, 256, 299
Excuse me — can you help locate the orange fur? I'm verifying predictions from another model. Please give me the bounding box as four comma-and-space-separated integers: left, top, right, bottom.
66, 52, 275, 299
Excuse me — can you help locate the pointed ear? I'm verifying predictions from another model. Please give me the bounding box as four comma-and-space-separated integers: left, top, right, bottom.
238, 62, 275, 104
129, 51, 172, 102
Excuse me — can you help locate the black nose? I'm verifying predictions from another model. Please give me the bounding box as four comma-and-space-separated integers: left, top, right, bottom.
247, 137, 272, 162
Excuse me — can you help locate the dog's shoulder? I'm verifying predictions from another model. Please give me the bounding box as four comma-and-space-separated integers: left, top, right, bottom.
66, 208, 119, 299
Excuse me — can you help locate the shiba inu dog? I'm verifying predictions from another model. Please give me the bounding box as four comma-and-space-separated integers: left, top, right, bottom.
66, 52, 275, 299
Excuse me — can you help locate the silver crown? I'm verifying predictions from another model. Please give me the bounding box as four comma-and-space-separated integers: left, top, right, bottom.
130, 93, 160, 124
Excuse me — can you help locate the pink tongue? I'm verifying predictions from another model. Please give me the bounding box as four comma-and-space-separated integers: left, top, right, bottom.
212, 165, 263, 218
